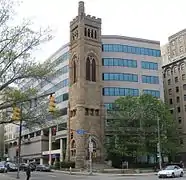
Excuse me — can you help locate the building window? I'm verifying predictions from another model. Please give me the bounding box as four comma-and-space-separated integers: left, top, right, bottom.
183, 84, 186, 90
86, 57, 91, 80
92, 59, 96, 82
94, 30, 97, 39
175, 77, 178, 83
88, 29, 90, 37
90, 109, 94, 116
142, 75, 159, 84
182, 74, 186, 80
176, 87, 179, 92
72, 58, 77, 83
169, 99, 173, 104
177, 107, 181, 113
84, 28, 87, 36
103, 87, 139, 97
143, 89, 160, 98
102, 58, 137, 68
184, 105, 186, 112
102, 44, 161, 57
141, 61, 158, 70
168, 79, 171, 85
95, 109, 99, 116
180, 139, 183, 145
181, 63, 185, 70
86, 56, 96, 82
177, 96, 180, 103
184, 95, 186, 101
178, 117, 182, 124
170, 109, 173, 114
85, 108, 89, 115
103, 73, 138, 82
168, 89, 172, 95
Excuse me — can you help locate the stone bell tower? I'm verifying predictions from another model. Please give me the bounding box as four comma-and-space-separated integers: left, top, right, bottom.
67, 1, 104, 168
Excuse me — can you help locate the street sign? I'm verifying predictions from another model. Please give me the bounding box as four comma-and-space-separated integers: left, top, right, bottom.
76, 129, 87, 135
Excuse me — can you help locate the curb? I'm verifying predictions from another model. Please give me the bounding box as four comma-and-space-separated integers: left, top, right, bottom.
53, 170, 157, 176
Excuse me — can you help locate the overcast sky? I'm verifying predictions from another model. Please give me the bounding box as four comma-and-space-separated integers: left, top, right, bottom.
16, 0, 186, 62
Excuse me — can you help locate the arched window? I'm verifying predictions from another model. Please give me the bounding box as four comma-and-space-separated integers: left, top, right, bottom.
92, 59, 96, 82
86, 57, 91, 80
73, 60, 77, 83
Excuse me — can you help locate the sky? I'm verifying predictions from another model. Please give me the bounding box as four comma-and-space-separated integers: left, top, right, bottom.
16, 0, 186, 62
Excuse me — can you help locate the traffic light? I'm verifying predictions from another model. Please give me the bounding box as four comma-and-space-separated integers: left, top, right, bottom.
12, 106, 21, 121
49, 94, 56, 112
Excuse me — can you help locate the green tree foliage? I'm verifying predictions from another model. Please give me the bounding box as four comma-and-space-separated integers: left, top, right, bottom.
0, 0, 54, 112
106, 94, 180, 161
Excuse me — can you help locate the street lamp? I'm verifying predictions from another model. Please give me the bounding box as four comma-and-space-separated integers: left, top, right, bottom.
157, 117, 162, 170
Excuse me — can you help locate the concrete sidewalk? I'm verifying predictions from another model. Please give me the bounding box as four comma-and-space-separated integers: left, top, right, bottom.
53, 169, 157, 176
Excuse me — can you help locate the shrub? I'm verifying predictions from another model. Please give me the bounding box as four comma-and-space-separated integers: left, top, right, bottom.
54, 161, 60, 169
60, 161, 75, 168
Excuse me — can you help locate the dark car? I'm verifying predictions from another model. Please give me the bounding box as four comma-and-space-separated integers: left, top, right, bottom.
0, 162, 7, 173
36, 164, 51, 172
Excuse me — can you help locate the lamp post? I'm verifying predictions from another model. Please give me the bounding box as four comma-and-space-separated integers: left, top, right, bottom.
157, 117, 162, 170
88, 135, 93, 175
16, 105, 22, 179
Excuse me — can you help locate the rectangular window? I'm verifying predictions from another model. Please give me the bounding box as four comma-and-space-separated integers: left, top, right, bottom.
142, 75, 159, 84
184, 95, 186, 101
168, 89, 172, 95
168, 79, 171, 85
102, 58, 137, 68
141, 61, 158, 70
182, 74, 186, 80
143, 89, 160, 98
177, 107, 181, 113
175, 77, 178, 83
102, 87, 139, 96
102, 73, 138, 82
176, 87, 179, 92
102, 44, 161, 57
169, 99, 173, 104
177, 96, 180, 103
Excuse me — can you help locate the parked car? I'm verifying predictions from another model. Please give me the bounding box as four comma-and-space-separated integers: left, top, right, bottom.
158, 165, 184, 178
0, 162, 7, 173
20, 163, 28, 171
6, 162, 18, 172
36, 164, 51, 172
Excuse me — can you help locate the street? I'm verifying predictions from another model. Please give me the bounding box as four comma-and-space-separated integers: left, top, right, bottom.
1, 171, 186, 180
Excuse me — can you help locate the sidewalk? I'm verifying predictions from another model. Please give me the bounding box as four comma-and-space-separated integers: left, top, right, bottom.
53, 169, 157, 176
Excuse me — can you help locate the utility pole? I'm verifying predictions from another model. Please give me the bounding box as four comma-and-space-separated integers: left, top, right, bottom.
157, 117, 162, 170
16, 105, 22, 179
88, 135, 93, 175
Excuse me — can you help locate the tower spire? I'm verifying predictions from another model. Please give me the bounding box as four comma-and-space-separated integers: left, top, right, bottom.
78, 1, 85, 16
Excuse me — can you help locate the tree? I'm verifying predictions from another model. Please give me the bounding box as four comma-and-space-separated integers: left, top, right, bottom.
0, 0, 54, 112
106, 94, 180, 163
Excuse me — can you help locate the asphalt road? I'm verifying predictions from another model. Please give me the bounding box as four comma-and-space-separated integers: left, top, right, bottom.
2, 171, 186, 180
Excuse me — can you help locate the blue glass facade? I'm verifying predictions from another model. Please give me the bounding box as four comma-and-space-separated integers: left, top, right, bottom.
142, 75, 159, 84
102, 44, 161, 57
103, 87, 139, 96
103, 73, 138, 82
102, 58, 137, 68
141, 61, 158, 70
143, 89, 160, 98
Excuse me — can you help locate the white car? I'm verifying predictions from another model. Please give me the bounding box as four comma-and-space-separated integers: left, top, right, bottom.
158, 165, 184, 178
